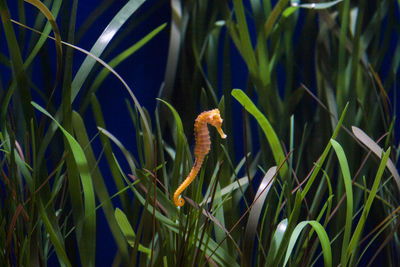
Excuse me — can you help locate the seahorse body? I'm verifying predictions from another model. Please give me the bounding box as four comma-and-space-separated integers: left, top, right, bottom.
173, 109, 227, 207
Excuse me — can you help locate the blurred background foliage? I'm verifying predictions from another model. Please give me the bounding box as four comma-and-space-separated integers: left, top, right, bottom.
0, 0, 399, 266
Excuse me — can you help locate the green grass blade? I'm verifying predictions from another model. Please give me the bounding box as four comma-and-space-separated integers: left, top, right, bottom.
264, 0, 290, 38
232, 0, 257, 75
283, 220, 332, 267
345, 147, 391, 266
19, 0, 62, 69
71, 111, 129, 261
157, 99, 190, 189
336, 0, 350, 111
352, 126, 400, 193
31, 101, 96, 267
69, 0, 154, 161
75, 0, 118, 42
0, 135, 34, 191
197, 232, 240, 267
139, 107, 154, 169
330, 139, 353, 266
0, 0, 33, 121
38, 200, 72, 267
271, 191, 303, 266
243, 166, 276, 266
232, 89, 289, 179
97, 127, 137, 175
24, 0, 62, 88
80, 23, 167, 113
162, 0, 181, 99
71, 0, 145, 101
90, 94, 131, 211
301, 103, 349, 198
115, 208, 151, 255
202, 175, 249, 205
265, 219, 288, 265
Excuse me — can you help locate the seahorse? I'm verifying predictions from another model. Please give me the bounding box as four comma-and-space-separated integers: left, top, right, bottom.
173, 109, 227, 207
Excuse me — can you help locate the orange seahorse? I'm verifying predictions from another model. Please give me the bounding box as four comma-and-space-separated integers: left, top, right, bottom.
173, 109, 227, 207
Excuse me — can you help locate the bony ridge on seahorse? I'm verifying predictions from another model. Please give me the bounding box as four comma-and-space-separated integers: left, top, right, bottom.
173, 109, 227, 207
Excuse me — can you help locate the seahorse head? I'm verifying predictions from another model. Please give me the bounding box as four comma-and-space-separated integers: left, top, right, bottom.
207, 109, 227, 139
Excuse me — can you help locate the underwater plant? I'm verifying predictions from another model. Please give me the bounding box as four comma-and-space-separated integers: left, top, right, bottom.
0, 0, 399, 266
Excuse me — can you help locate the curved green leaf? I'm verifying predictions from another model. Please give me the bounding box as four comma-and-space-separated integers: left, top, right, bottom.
330, 139, 353, 266
72, 111, 129, 260
265, 219, 288, 265
157, 98, 190, 188
38, 200, 71, 267
71, 0, 145, 100
232, 89, 289, 179
115, 208, 151, 255
97, 127, 136, 175
81, 23, 167, 112
345, 148, 391, 266
243, 166, 276, 266
284, 220, 332, 267
24, 0, 62, 88
32, 101, 96, 267
352, 126, 400, 193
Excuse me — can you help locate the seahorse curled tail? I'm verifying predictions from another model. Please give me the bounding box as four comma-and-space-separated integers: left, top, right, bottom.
173, 159, 203, 207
